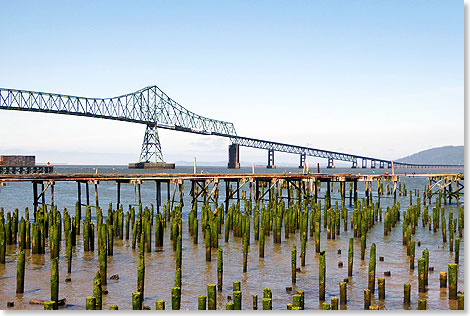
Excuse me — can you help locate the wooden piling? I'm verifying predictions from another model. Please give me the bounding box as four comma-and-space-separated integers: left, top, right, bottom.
0, 220, 5, 264
340, 281, 347, 305
457, 293, 464, 310
51, 257, 59, 309
291, 244, 296, 283
403, 283, 411, 305
418, 258, 426, 293
348, 238, 353, 277
198, 295, 207, 310
363, 289, 371, 310
86, 296, 96, 310
171, 287, 181, 310
217, 248, 223, 291
156, 300, 165, 310
234, 290, 242, 310
319, 250, 326, 301
418, 299, 427, 310
331, 296, 338, 310
99, 225, 107, 285
207, 284, 216, 310
262, 298, 272, 310
448, 263, 457, 300
44, 301, 55, 310
253, 294, 258, 310
16, 248, 25, 293
132, 292, 142, 310
378, 277, 385, 300
93, 271, 102, 310
368, 243, 376, 294
440, 271, 447, 288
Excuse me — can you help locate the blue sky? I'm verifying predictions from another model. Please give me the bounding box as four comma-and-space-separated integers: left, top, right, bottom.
0, 0, 463, 165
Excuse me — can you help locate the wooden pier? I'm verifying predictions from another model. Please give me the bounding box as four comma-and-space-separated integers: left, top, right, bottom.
0, 172, 463, 215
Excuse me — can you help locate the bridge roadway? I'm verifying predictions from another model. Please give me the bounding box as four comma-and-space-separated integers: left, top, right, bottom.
0, 86, 464, 169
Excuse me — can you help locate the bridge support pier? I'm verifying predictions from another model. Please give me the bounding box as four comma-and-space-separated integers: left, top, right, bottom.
351, 160, 357, 169
362, 159, 367, 168
379, 161, 385, 169
267, 149, 276, 169
327, 158, 334, 169
387, 162, 392, 168
371, 160, 376, 169
228, 144, 240, 169
299, 153, 306, 169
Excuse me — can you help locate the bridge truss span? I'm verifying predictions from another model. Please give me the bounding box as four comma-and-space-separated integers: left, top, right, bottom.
0, 86, 237, 162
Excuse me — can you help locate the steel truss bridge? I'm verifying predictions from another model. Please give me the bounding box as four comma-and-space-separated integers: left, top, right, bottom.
0, 85, 463, 169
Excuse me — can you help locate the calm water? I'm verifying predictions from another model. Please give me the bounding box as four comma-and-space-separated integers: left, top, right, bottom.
0, 166, 464, 310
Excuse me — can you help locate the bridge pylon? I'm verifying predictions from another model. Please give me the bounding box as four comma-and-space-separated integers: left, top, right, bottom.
139, 124, 164, 163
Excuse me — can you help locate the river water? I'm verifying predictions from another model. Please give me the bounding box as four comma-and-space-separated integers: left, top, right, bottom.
0, 166, 464, 310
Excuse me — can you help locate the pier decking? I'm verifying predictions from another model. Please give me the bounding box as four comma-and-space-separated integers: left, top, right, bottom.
0, 172, 463, 215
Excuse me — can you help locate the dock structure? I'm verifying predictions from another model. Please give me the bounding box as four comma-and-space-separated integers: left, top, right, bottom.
0, 172, 463, 215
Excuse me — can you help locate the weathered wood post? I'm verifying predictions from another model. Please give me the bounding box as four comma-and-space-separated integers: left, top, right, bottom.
217, 248, 223, 291
448, 263, 458, 300
207, 284, 216, 310
403, 283, 411, 305
156, 300, 165, 310
363, 289, 371, 310
132, 292, 142, 310
51, 257, 59, 309
291, 244, 296, 283
340, 281, 347, 305
234, 290, 242, 310
16, 248, 25, 293
319, 250, 326, 301
94, 271, 102, 310
368, 243, 376, 294
348, 238, 353, 276
171, 287, 181, 310
378, 277, 385, 300
198, 295, 207, 310
86, 296, 96, 310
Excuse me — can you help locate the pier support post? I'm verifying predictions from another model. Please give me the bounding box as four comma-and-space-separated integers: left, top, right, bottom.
354, 180, 358, 205
33, 182, 38, 216
362, 159, 367, 168
156, 181, 161, 213
94, 182, 99, 208
117, 182, 121, 209
41, 183, 46, 207
77, 182, 82, 215
225, 180, 230, 212
167, 181, 170, 204
86, 182, 90, 206
50, 182, 54, 206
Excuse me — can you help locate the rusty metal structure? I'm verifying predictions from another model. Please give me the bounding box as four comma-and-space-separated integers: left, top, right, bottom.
0, 86, 463, 169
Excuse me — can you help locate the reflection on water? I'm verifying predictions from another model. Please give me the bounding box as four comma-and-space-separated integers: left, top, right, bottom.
0, 166, 464, 310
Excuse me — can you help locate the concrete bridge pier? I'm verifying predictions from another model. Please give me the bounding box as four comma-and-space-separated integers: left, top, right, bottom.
371, 160, 376, 169
362, 159, 367, 168
267, 149, 276, 169
379, 161, 385, 168
299, 153, 306, 169
327, 158, 334, 168
227, 144, 240, 169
